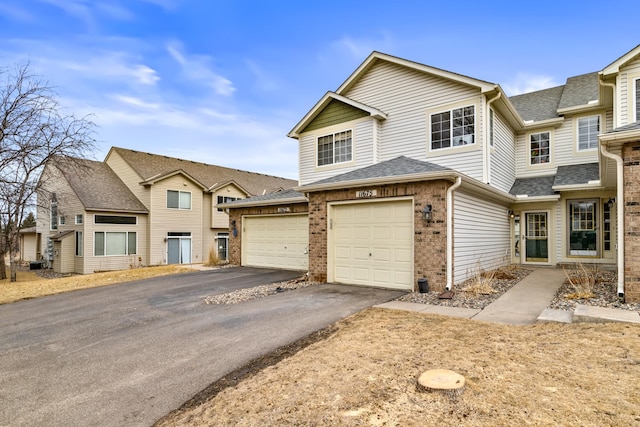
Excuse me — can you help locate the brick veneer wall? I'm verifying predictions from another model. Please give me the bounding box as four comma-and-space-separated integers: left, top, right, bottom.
227, 203, 309, 266
623, 141, 640, 303
308, 180, 449, 291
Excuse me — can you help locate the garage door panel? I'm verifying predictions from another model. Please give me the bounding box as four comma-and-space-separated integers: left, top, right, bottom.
332, 200, 413, 290
243, 215, 308, 270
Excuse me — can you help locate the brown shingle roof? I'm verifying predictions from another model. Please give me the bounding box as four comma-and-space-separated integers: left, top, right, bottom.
111, 147, 297, 196
55, 157, 148, 213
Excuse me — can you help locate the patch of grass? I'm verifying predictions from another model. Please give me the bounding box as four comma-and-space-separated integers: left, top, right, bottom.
460, 263, 499, 296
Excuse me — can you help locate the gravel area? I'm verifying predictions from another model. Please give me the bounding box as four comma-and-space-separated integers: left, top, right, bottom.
203, 276, 319, 305
549, 270, 640, 312
396, 267, 532, 310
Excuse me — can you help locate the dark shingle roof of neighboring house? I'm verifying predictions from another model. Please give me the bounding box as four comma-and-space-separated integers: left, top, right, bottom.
509, 86, 565, 122
557, 72, 599, 109
610, 121, 640, 132
112, 147, 297, 196
509, 72, 599, 121
221, 188, 307, 208
56, 157, 148, 213
509, 175, 556, 197
509, 162, 600, 197
305, 156, 452, 187
554, 163, 600, 186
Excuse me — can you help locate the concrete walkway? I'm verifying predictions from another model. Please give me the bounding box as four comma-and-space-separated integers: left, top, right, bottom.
376, 267, 640, 325
472, 267, 566, 325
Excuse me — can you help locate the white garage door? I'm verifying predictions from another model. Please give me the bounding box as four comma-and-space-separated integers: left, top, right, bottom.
242, 215, 309, 270
332, 200, 413, 290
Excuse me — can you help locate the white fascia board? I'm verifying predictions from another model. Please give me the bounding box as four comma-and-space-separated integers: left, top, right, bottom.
512, 195, 561, 203
551, 183, 604, 191
601, 44, 640, 77
521, 117, 565, 131
556, 103, 604, 115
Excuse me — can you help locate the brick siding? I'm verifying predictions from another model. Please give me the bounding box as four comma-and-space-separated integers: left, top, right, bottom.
623, 141, 640, 302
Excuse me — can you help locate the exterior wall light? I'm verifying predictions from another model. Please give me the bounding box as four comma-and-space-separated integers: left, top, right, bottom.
422, 205, 432, 222
509, 210, 515, 219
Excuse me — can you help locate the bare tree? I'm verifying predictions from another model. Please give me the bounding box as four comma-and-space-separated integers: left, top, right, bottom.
0, 63, 96, 281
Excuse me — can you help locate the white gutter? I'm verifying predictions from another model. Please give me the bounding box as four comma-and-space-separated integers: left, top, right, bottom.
485, 91, 501, 184
600, 143, 625, 298
446, 176, 462, 291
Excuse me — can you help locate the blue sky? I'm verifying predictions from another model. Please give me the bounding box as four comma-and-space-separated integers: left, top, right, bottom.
0, 0, 638, 180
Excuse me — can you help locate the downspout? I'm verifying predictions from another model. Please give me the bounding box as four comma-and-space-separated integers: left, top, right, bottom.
484, 91, 502, 184
600, 143, 625, 298
446, 176, 463, 291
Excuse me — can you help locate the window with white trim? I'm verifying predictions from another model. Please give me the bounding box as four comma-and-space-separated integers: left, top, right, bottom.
635, 78, 640, 122
59, 215, 65, 226
577, 115, 600, 151
75, 214, 83, 225
75, 231, 83, 257
317, 130, 352, 166
94, 231, 137, 256
529, 132, 550, 165
94, 215, 136, 225
217, 196, 240, 212
431, 105, 475, 150
489, 109, 494, 147
167, 190, 191, 209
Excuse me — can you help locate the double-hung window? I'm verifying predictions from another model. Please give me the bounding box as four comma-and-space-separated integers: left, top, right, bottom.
530, 132, 550, 165
75, 231, 83, 257
431, 105, 475, 150
167, 190, 191, 210
217, 196, 240, 212
317, 130, 352, 166
577, 115, 600, 151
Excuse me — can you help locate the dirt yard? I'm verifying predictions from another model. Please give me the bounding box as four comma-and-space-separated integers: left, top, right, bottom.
0, 265, 193, 304
158, 308, 640, 427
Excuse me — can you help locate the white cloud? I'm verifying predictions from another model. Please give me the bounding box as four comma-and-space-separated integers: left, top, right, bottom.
167, 41, 235, 96
55, 53, 160, 86
38, 0, 96, 30
0, 3, 33, 22
502, 74, 561, 96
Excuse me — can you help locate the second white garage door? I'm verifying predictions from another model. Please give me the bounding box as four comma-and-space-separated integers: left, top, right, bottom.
331, 200, 413, 290
242, 214, 309, 271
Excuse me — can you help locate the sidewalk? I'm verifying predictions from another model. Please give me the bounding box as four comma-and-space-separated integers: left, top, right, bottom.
375, 267, 640, 325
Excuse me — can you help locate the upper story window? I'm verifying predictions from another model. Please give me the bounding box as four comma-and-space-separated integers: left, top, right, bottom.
430, 105, 475, 150
489, 109, 494, 147
635, 78, 640, 122
94, 215, 137, 225
167, 190, 191, 210
75, 214, 83, 225
217, 196, 240, 212
577, 115, 600, 151
58, 215, 65, 226
50, 201, 58, 231
317, 130, 352, 166
530, 132, 550, 165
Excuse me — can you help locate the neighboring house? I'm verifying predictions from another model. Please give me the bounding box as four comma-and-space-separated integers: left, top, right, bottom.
223, 45, 640, 303
36, 147, 297, 274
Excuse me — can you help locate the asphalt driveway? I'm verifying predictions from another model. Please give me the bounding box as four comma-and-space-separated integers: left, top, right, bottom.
0, 267, 403, 426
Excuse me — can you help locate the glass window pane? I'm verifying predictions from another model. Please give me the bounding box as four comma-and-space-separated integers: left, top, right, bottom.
128, 232, 137, 255
180, 192, 191, 209
167, 190, 179, 208
95, 232, 104, 256
106, 232, 126, 255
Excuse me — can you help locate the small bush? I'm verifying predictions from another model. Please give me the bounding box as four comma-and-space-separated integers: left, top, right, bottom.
205, 247, 220, 266
563, 262, 596, 299
461, 263, 498, 296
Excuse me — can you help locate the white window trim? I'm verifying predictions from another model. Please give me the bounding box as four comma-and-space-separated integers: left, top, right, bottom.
75, 231, 83, 257
75, 214, 83, 225
634, 77, 640, 123
167, 190, 192, 210
426, 99, 480, 157
575, 114, 601, 152
93, 214, 138, 225
526, 129, 554, 169
316, 128, 354, 168
94, 231, 137, 257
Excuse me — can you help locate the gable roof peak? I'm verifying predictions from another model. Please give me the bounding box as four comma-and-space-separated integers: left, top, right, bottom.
601, 44, 640, 77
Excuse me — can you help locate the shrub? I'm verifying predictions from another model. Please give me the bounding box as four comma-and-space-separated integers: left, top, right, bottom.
563, 262, 596, 299
205, 247, 219, 266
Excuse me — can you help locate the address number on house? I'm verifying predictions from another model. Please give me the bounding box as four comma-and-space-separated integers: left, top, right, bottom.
355, 189, 377, 198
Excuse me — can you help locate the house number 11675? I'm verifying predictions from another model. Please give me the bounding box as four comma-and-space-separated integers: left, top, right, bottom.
355, 189, 377, 198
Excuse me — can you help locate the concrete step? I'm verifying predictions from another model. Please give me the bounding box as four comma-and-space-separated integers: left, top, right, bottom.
573, 304, 640, 324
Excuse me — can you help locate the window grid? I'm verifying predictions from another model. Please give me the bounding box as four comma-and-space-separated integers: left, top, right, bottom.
431, 105, 474, 150
75, 214, 83, 225
527, 214, 547, 238
530, 132, 550, 164
571, 202, 595, 231
578, 116, 600, 151
603, 203, 611, 251
317, 130, 352, 166
217, 196, 240, 212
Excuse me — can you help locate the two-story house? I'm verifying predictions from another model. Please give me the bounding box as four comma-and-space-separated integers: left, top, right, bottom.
223, 45, 640, 303
36, 147, 297, 274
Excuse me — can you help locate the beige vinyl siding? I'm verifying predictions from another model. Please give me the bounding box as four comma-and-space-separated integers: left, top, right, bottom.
299, 118, 375, 186
489, 110, 516, 192
83, 212, 148, 273
148, 175, 203, 265
202, 193, 217, 259
105, 150, 150, 208
303, 100, 369, 132
453, 191, 510, 285
212, 185, 246, 228
618, 56, 640, 126
343, 60, 484, 178
52, 237, 74, 274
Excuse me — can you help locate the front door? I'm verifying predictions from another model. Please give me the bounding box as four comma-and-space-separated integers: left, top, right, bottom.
524, 212, 549, 263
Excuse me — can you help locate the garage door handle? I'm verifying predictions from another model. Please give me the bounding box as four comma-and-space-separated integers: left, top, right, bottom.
369, 253, 372, 257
